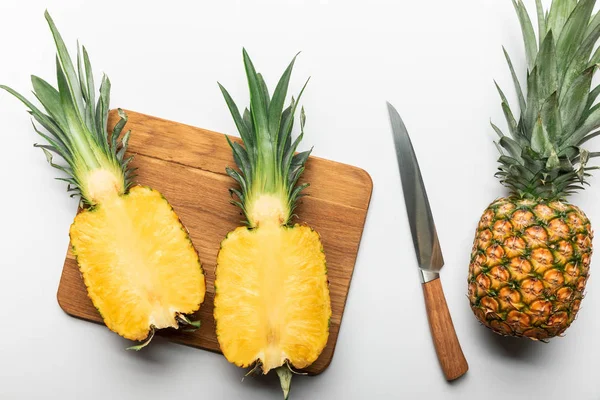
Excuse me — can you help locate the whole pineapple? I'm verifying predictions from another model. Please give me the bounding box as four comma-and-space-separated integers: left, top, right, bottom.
468, 0, 600, 340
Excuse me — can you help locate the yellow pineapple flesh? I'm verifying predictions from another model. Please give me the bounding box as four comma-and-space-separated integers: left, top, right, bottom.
72, 186, 205, 341
215, 222, 330, 372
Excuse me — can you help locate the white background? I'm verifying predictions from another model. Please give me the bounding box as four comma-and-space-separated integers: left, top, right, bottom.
1, 0, 599, 399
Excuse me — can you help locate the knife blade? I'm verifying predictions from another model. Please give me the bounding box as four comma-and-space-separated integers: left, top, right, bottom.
387, 102, 468, 381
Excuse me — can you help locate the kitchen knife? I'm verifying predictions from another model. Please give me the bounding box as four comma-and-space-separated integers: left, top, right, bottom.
387, 102, 468, 381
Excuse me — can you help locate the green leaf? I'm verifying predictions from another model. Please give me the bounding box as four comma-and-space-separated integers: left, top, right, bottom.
547, 0, 577, 40
546, 148, 561, 170
561, 102, 600, 148
495, 81, 519, 138
44, 11, 85, 118
95, 74, 110, 150
540, 91, 561, 142
226, 135, 252, 184
289, 183, 310, 212
176, 314, 201, 332
555, 0, 596, 77
218, 83, 253, 153
288, 149, 311, 187
499, 136, 524, 160
531, 116, 553, 156
82, 46, 96, 134
491, 121, 506, 138
276, 366, 292, 400
561, 17, 600, 100
243, 107, 254, 137
268, 54, 298, 148
589, 45, 600, 67
76, 43, 89, 103
513, 0, 538, 71
535, 0, 547, 46
579, 129, 600, 144
278, 78, 309, 162
582, 100, 600, 123
229, 187, 244, 202
225, 166, 247, 197
585, 84, 600, 112
524, 66, 540, 137
116, 130, 130, 162
56, 56, 97, 169
38, 146, 73, 176
30, 120, 73, 164
535, 32, 558, 101
0, 84, 66, 147
585, 10, 600, 37
256, 73, 271, 112
560, 66, 594, 135
278, 105, 293, 158
242, 49, 268, 133
111, 108, 128, 150
31, 75, 68, 132
126, 327, 155, 351
503, 47, 526, 112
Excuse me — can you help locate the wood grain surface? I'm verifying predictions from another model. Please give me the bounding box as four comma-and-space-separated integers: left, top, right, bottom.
421, 278, 469, 381
56, 109, 373, 375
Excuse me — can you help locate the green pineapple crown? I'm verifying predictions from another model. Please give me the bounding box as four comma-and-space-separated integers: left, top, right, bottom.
494, 0, 600, 200
219, 49, 311, 227
1, 11, 134, 206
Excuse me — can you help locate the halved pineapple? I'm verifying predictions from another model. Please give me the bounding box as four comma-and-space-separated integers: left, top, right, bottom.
71, 186, 204, 341
2, 12, 205, 345
215, 50, 331, 399
216, 224, 330, 372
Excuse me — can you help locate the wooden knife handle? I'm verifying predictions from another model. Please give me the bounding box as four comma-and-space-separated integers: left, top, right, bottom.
422, 277, 468, 381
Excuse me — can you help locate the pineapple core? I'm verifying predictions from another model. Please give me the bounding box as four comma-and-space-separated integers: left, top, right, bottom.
85, 168, 125, 203
246, 194, 290, 226
215, 223, 331, 373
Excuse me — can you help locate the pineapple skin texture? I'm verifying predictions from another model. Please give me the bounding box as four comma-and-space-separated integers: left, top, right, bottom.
468, 197, 592, 340
214, 223, 331, 373
70, 185, 206, 341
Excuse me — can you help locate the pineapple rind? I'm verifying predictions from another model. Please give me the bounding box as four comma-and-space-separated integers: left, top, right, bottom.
468, 197, 592, 340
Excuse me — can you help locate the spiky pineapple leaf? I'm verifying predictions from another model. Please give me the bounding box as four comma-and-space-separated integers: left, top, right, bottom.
268, 54, 298, 147
560, 16, 600, 98
513, 0, 538, 71
560, 66, 594, 134
541, 92, 561, 142
547, 0, 577, 40
2, 11, 134, 205
503, 47, 527, 112
220, 50, 312, 226
536, 0, 547, 45
535, 32, 558, 101
243, 49, 269, 134
555, 0, 595, 76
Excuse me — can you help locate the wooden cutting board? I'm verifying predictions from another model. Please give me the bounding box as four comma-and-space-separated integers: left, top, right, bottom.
56, 110, 373, 375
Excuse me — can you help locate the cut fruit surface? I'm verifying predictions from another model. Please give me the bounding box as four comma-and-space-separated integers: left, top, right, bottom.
215, 223, 331, 373
70, 185, 205, 341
